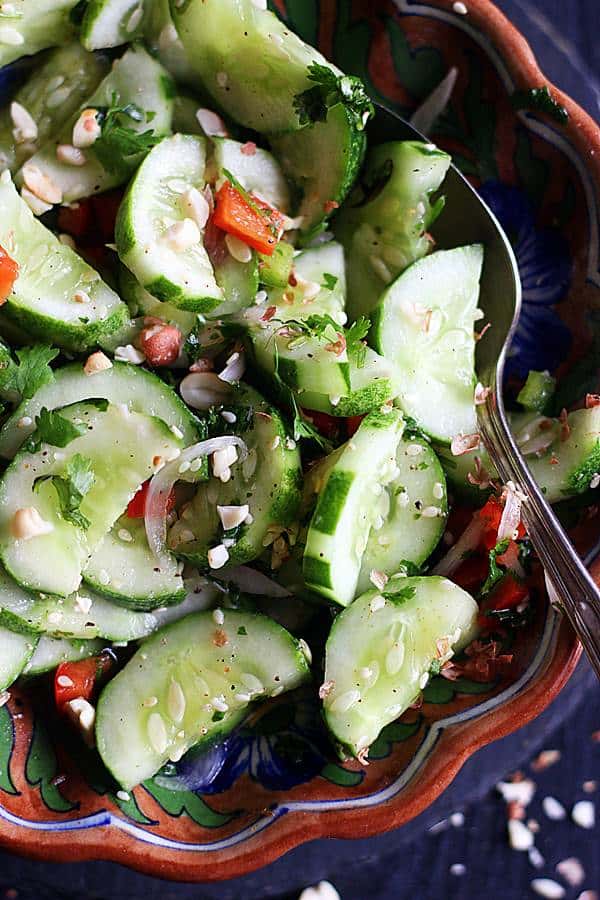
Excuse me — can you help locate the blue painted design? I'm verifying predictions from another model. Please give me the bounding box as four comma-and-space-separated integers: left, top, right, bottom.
173, 695, 329, 794
479, 181, 573, 377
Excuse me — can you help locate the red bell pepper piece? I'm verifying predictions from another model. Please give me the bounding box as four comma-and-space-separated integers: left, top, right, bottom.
452, 554, 490, 592
127, 480, 176, 519
0, 244, 19, 304
487, 573, 529, 611
212, 181, 283, 256
301, 409, 342, 440
346, 415, 365, 438
54, 653, 113, 710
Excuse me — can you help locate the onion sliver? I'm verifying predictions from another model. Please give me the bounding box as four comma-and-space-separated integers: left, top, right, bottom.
144, 436, 248, 572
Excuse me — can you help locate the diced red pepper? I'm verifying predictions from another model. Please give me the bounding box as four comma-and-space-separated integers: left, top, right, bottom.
54, 653, 113, 710
212, 181, 283, 256
90, 190, 123, 243
479, 496, 525, 550
346, 415, 365, 438
57, 201, 93, 239
140, 323, 182, 367
301, 409, 342, 440
127, 480, 176, 519
0, 245, 19, 303
487, 573, 529, 611
452, 554, 490, 592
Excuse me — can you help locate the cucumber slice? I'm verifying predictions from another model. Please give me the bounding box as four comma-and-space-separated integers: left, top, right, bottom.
18, 46, 174, 206
0, 173, 128, 352
171, 0, 334, 134
22, 636, 106, 676
146, 0, 195, 85
270, 103, 366, 236
323, 576, 478, 757
524, 406, 600, 503
372, 245, 483, 443
0, 401, 182, 597
517, 370, 556, 414
335, 141, 451, 319
0, 361, 199, 460
213, 137, 290, 213
116, 134, 222, 313
0, 564, 219, 640
81, 0, 148, 50
0, 44, 108, 174
303, 408, 405, 607
96, 608, 311, 789
436, 442, 495, 504
169, 384, 302, 568
84, 516, 185, 610
356, 435, 447, 595
0, 0, 78, 68
303, 347, 396, 418
119, 266, 199, 336
243, 242, 351, 407
258, 241, 294, 289
0, 627, 37, 690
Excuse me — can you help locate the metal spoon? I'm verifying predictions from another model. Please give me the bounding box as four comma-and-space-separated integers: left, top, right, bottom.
369, 104, 600, 678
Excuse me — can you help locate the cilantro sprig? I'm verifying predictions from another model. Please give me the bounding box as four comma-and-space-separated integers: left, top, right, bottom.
92, 93, 161, 177
294, 64, 374, 131
0, 345, 58, 404
25, 408, 87, 453
34, 454, 95, 530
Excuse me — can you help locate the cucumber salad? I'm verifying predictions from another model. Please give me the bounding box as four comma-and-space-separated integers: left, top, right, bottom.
0, 0, 598, 791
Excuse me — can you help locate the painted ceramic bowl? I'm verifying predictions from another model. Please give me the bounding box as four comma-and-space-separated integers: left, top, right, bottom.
1, 0, 599, 883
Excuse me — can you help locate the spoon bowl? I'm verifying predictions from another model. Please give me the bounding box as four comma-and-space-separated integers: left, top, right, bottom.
370, 103, 600, 677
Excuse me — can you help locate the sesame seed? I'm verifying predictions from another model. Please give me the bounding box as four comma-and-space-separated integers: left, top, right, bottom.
385, 643, 405, 675
147, 712, 168, 755
299, 638, 312, 664
170, 425, 184, 439
234, 693, 251, 704
211, 696, 229, 713
221, 410, 237, 424
453, 1, 468, 13
590, 473, 600, 489
212, 608, 225, 625
216, 71, 228, 87
225, 233, 253, 263
57, 675, 74, 688
167, 679, 186, 723
433, 482, 444, 500
419, 671, 429, 690
330, 690, 360, 713
116, 790, 131, 802
422, 506, 442, 518
17, 416, 33, 428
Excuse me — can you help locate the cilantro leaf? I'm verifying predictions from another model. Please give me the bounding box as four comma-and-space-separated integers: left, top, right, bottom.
0, 346, 58, 403
321, 273, 338, 292
381, 584, 417, 603
34, 454, 95, 530
345, 316, 370, 368
290, 395, 332, 451
294, 64, 374, 131
92, 93, 161, 178
479, 538, 511, 597
25, 408, 86, 453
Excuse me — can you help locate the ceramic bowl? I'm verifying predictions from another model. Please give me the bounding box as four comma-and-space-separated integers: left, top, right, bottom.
0, 0, 599, 882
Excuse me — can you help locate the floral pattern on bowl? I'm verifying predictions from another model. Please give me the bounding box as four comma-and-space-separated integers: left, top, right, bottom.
0, 0, 599, 882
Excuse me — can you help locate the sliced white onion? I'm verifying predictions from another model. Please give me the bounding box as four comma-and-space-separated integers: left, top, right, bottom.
218, 350, 246, 384
433, 514, 485, 577
180, 372, 233, 411
512, 415, 551, 447
144, 437, 247, 571
519, 430, 557, 458
212, 565, 292, 598
410, 67, 458, 135
497, 481, 527, 543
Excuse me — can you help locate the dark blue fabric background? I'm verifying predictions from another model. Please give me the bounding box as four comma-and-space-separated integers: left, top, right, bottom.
0, 1, 598, 897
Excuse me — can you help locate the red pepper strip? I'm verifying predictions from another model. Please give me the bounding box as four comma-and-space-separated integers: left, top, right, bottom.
346, 415, 365, 438
91, 190, 123, 243
126, 480, 176, 519
54, 653, 113, 710
212, 181, 283, 256
0, 244, 19, 304
479, 495, 525, 550
487, 573, 529, 611
58, 201, 92, 240
301, 409, 342, 440
452, 554, 490, 592
57, 190, 123, 245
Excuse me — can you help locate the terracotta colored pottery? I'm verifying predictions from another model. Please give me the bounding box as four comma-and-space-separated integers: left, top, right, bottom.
0, 0, 599, 882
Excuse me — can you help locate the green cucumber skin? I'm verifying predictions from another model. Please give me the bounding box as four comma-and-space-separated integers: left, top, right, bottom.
323, 576, 479, 758
95, 608, 311, 789
81, 0, 147, 50
270, 104, 366, 236
0, 1, 79, 68
2, 298, 129, 355
171, 385, 302, 569
23, 636, 105, 676
0, 43, 109, 174
0, 627, 38, 690
0, 361, 199, 460
170, 0, 335, 134
17, 46, 174, 206
526, 406, 600, 503
335, 141, 451, 319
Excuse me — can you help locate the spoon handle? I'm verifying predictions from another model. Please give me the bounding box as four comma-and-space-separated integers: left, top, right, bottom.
478, 396, 600, 680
